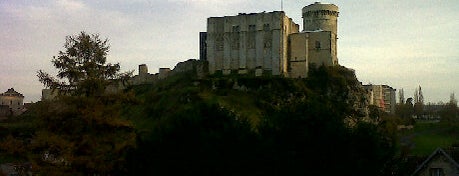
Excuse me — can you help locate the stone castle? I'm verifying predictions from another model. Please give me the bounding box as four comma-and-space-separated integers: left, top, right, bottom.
43, 2, 340, 99
200, 2, 339, 78
39, 2, 397, 116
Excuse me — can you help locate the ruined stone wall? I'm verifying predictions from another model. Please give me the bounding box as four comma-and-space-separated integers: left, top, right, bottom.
169, 59, 207, 79
41, 89, 58, 101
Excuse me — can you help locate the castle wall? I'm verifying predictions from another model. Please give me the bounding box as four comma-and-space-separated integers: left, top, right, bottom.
158, 68, 171, 79
206, 11, 299, 76
307, 31, 337, 66
288, 33, 309, 78
199, 32, 207, 61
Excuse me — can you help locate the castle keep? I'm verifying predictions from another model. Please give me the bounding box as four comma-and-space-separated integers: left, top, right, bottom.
201, 2, 339, 78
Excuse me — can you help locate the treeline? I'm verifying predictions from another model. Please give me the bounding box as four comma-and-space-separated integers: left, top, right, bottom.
396, 87, 459, 123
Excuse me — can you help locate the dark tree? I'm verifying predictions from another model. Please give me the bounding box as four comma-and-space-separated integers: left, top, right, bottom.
37, 31, 129, 97
1, 32, 136, 175
441, 93, 459, 122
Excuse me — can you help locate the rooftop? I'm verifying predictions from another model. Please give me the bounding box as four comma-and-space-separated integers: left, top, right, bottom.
0, 88, 24, 97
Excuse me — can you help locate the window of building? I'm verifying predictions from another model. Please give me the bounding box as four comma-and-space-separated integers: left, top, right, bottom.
10, 100, 12, 105
231, 35, 240, 50
231, 26, 240, 50
248, 25, 256, 49
264, 40, 271, 48
263, 24, 270, 31
430, 168, 444, 176
315, 41, 321, 49
232, 25, 240, 32
215, 34, 224, 51
263, 24, 272, 48
248, 25, 256, 31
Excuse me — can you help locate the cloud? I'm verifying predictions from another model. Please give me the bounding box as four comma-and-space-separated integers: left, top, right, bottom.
56, 0, 85, 11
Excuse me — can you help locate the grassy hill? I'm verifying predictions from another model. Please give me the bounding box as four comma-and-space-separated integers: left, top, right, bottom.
0, 65, 400, 175
124, 65, 368, 132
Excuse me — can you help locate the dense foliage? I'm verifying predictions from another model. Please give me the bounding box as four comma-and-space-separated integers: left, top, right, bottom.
123, 66, 396, 175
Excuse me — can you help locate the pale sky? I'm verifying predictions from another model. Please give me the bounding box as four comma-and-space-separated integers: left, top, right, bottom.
1, 0, 458, 103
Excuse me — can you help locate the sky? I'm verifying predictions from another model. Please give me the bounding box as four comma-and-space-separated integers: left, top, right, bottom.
1, 0, 458, 103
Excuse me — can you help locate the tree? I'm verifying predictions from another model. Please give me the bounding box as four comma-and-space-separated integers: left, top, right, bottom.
2, 32, 136, 175
395, 98, 415, 124
441, 93, 459, 122
450, 93, 458, 106
37, 31, 129, 97
413, 86, 424, 118
399, 89, 405, 104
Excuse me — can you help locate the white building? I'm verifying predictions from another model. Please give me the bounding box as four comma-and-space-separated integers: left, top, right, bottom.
364, 85, 396, 114
0, 88, 24, 116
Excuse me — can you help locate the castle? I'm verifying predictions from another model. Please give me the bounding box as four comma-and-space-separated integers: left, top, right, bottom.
200, 2, 339, 78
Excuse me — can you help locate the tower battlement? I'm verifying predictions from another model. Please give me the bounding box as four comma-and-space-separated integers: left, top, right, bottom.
302, 2, 339, 34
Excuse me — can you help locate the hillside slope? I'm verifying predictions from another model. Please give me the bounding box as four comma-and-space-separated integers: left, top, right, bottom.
123, 65, 396, 175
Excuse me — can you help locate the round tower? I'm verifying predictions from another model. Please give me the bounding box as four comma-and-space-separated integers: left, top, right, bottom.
302, 2, 339, 34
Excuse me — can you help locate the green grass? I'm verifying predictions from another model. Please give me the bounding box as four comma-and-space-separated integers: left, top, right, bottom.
411, 130, 457, 155
402, 122, 459, 156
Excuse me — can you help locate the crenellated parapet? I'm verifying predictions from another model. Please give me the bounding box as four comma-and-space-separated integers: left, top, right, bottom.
302, 2, 339, 35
